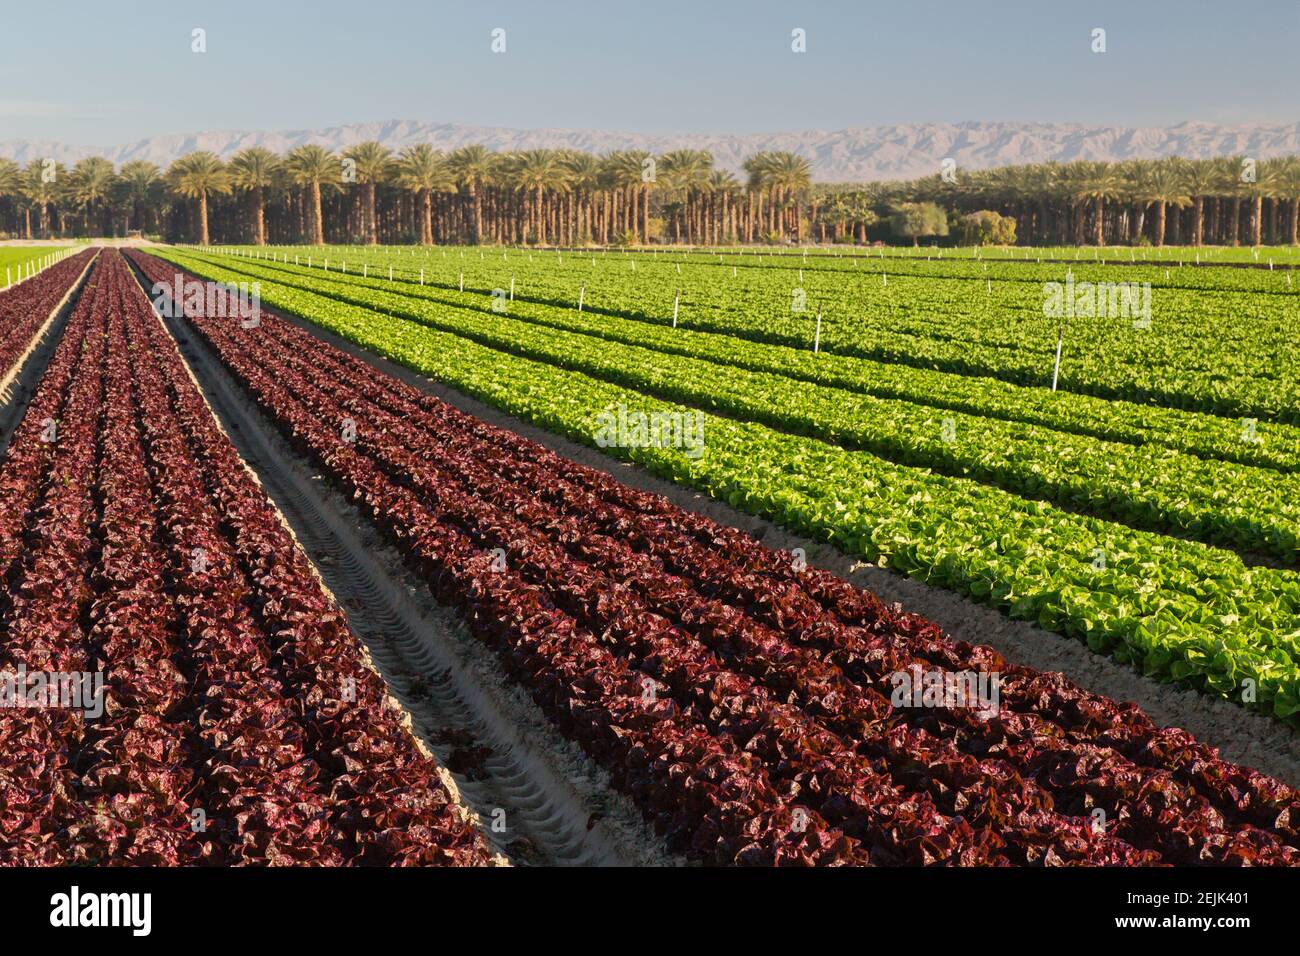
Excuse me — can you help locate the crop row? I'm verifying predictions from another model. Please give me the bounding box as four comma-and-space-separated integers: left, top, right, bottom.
150, 248, 1300, 723
0, 249, 95, 382
133, 248, 1300, 864
0, 251, 492, 866
162, 253, 1300, 564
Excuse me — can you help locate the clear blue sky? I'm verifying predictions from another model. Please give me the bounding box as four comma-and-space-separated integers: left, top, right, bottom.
3, 0, 1297, 143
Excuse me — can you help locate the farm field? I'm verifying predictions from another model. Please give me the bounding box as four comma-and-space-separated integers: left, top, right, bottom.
155, 244, 1300, 727
112, 246, 1300, 865
0, 243, 1296, 869
203, 243, 1300, 417
0, 250, 493, 865
0, 246, 73, 290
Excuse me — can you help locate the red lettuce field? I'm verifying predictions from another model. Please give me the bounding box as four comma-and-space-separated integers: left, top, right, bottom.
0, 251, 491, 866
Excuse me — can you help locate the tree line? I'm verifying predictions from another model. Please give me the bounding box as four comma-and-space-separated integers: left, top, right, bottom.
0, 145, 1297, 247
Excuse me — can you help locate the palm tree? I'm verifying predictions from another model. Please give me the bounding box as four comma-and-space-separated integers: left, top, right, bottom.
1178, 159, 1217, 246
707, 169, 739, 244
115, 160, 161, 234
1018, 163, 1059, 243
743, 152, 776, 239
21, 160, 61, 239
1077, 162, 1122, 245
0, 159, 21, 237
229, 148, 280, 245
1250, 158, 1287, 247
448, 145, 492, 244
513, 150, 571, 245
69, 157, 117, 235
1276, 157, 1300, 246
1058, 161, 1097, 245
763, 152, 813, 241
1210, 156, 1246, 246
396, 144, 453, 245
564, 151, 603, 245
284, 145, 341, 245
1141, 159, 1191, 248
483, 152, 517, 243
660, 150, 713, 244
342, 141, 392, 245
168, 152, 230, 245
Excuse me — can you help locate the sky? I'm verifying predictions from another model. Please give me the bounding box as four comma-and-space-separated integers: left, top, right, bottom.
2, 0, 1297, 144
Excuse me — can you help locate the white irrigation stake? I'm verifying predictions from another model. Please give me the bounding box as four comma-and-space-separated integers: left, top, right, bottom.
459, 271, 464, 292
419, 268, 424, 285
578, 284, 585, 312
672, 291, 679, 328
1051, 319, 1065, 392
389, 265, 393, 281
814, 305, 822, 354
510, 274, 515, 300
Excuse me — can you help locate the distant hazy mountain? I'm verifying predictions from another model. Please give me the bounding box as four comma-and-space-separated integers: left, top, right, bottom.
4, 120, 1300, 182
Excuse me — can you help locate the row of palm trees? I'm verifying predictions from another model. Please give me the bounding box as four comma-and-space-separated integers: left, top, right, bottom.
3, 147, 1299, 247
0, 145, 816, 247
817, 156, 1300, 247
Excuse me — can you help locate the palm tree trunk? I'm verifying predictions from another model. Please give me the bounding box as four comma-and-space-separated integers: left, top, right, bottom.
1192, 196, 1203, 246
1229, 198, 1241, 246
535, 185, 545, 245
253, 187, 266, 245
365, 181, 377, 244
198, 193, 210, 245
1154, 201, 1167, 248
1251, 193, 1263, 246
1093, 196, 1105, 246
419, 189, 432, 244
470, 184, 481, 243
1291, 197, 1300, 246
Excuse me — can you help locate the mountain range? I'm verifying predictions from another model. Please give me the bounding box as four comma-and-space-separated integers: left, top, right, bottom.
3, 119, 1300, 182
